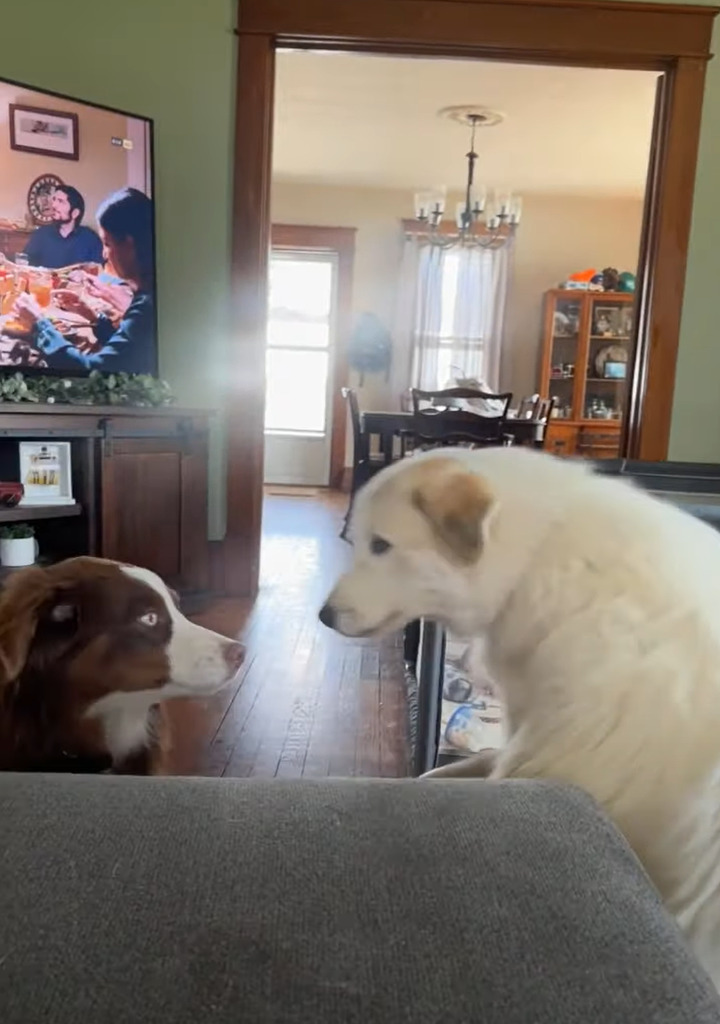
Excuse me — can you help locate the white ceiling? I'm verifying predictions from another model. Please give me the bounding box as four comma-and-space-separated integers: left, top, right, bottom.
273, 52, 659, 198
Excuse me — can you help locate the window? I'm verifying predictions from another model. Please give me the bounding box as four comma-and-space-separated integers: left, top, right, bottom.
413, 246, 498, 390
265, 251, 337, 434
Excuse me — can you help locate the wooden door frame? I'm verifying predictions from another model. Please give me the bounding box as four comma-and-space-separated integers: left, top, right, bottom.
269, 224, 356, 490
225, 0, 718, 597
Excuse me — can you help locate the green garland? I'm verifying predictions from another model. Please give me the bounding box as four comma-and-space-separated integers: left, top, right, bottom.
0, 371, 174, 407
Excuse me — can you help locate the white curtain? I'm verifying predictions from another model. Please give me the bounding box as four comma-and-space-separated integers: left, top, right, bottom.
388, 236, 421, 404
392, 236, 511, 399
451, 243, 509, 392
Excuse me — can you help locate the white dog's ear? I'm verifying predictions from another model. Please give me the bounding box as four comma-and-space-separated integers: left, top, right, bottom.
412, 460, 494, 564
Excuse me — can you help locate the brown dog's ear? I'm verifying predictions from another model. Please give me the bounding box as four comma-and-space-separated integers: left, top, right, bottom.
412, 460, 495, 564
0, 566, 51, 686
0, 568, 82, 687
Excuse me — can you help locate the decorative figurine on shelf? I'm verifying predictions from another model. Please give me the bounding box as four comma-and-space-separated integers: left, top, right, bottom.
589, 273, 604, 292
620, 307, 633, 337
562, 268, 597, 291
595, 313, 612, 336
618, 271, 636, 293
588, 398, 613, 420
602, 267, 620, 292
0, 482, 23, 507
553, 311, 572, 336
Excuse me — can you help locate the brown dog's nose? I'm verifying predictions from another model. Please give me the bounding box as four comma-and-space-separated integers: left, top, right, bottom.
318, 604, 336, 630
224, 641, 245, 674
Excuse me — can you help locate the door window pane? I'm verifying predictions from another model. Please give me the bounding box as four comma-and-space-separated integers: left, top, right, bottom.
269, 258, 333, 321
265, 349, 329, 433
267, 319, 330, 349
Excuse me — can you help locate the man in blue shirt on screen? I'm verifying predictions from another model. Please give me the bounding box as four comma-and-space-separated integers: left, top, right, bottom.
23, 185, 103, 269
14, 187, 156, 374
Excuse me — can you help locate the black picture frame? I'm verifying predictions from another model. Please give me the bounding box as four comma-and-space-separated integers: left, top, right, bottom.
9, 104, 80, 161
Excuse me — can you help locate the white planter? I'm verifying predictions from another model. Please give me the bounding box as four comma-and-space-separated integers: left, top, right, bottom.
0, 536, 37, 567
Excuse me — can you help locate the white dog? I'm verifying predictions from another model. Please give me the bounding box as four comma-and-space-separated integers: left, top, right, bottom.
320, 446, 720, 986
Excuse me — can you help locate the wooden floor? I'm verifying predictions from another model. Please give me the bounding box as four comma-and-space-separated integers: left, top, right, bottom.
163, 490, 410, 778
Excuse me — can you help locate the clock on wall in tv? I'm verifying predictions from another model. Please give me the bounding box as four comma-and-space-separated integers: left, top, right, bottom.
27, 173, 64, 225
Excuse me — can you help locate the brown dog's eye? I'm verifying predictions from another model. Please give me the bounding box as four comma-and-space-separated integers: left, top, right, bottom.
370, 535, 391, 556
139, 611, 159, 627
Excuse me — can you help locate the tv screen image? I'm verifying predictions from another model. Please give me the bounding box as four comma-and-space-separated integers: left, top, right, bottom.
0, 78, 157, 375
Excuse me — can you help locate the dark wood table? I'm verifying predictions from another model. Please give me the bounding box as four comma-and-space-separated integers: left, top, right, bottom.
362, 410, 546, 465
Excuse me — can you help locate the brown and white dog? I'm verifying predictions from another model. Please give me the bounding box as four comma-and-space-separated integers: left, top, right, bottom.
0, 556, 244, 773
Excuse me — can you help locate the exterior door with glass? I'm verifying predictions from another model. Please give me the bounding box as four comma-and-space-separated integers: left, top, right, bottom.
263, 249, 337, 485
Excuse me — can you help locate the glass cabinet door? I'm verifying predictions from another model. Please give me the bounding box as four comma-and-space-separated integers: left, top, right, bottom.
547, 295, 583, 421
584, 296, 634, 425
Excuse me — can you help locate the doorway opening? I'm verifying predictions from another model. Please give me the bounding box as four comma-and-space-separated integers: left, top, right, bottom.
264, 248, 338, 485
227, 0, 715, 598
269, 49, 658, 481
263, 223, 355, 489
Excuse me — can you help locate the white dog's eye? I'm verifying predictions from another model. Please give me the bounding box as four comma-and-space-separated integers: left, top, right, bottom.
370, 535, 392, 555
139, 611, 159, 627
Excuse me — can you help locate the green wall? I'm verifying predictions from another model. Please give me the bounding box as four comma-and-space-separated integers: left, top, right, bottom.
4, 0, 720, 542
4, 0, 236, 537
659, 1, 720, 461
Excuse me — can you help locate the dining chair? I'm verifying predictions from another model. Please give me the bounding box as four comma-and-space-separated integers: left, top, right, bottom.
340, 387, 386, 540
513, 394, 556, 447
532, 396, 556, 448
536, 397, 556, 422
410, 387, 514, 449
517, 394, 541, 419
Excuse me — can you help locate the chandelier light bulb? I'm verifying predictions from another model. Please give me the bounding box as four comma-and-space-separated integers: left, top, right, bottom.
472, 185, 487, 216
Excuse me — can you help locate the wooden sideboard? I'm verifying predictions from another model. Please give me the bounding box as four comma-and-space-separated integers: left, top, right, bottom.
0, 404, 211, 592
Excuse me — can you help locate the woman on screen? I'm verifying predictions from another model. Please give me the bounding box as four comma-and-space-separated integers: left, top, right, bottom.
14, 188, 156, 373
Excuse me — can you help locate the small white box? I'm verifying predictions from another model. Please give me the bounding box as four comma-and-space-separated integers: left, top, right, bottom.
19, 441, 74, 507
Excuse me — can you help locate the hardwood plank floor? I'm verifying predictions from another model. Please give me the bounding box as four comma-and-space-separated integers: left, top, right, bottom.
163, 489, 410, 778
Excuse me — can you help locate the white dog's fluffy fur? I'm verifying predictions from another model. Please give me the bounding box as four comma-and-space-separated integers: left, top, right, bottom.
322, 446, 720, 986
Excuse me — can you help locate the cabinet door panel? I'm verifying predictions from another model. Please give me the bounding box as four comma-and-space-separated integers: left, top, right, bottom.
100, 422, 210, 591
544, 424, 576, 457
102, 447, 182, 582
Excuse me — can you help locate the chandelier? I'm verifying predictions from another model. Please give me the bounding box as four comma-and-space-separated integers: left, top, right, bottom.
412, 108, 522, 250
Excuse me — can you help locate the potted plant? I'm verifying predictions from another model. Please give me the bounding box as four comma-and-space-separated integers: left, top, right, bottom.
0, 523, 37, 567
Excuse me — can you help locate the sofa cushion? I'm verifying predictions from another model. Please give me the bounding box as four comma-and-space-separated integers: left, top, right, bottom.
1, 775, 718, 1023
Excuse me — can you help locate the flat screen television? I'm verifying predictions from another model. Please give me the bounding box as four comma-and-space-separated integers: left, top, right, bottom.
0, 77, 157, 375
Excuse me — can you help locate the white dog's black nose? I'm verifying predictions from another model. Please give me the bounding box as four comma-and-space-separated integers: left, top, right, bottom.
318, 604, 336, 629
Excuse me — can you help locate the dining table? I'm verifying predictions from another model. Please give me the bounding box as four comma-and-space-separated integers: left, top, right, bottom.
361, 409, 547, 465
